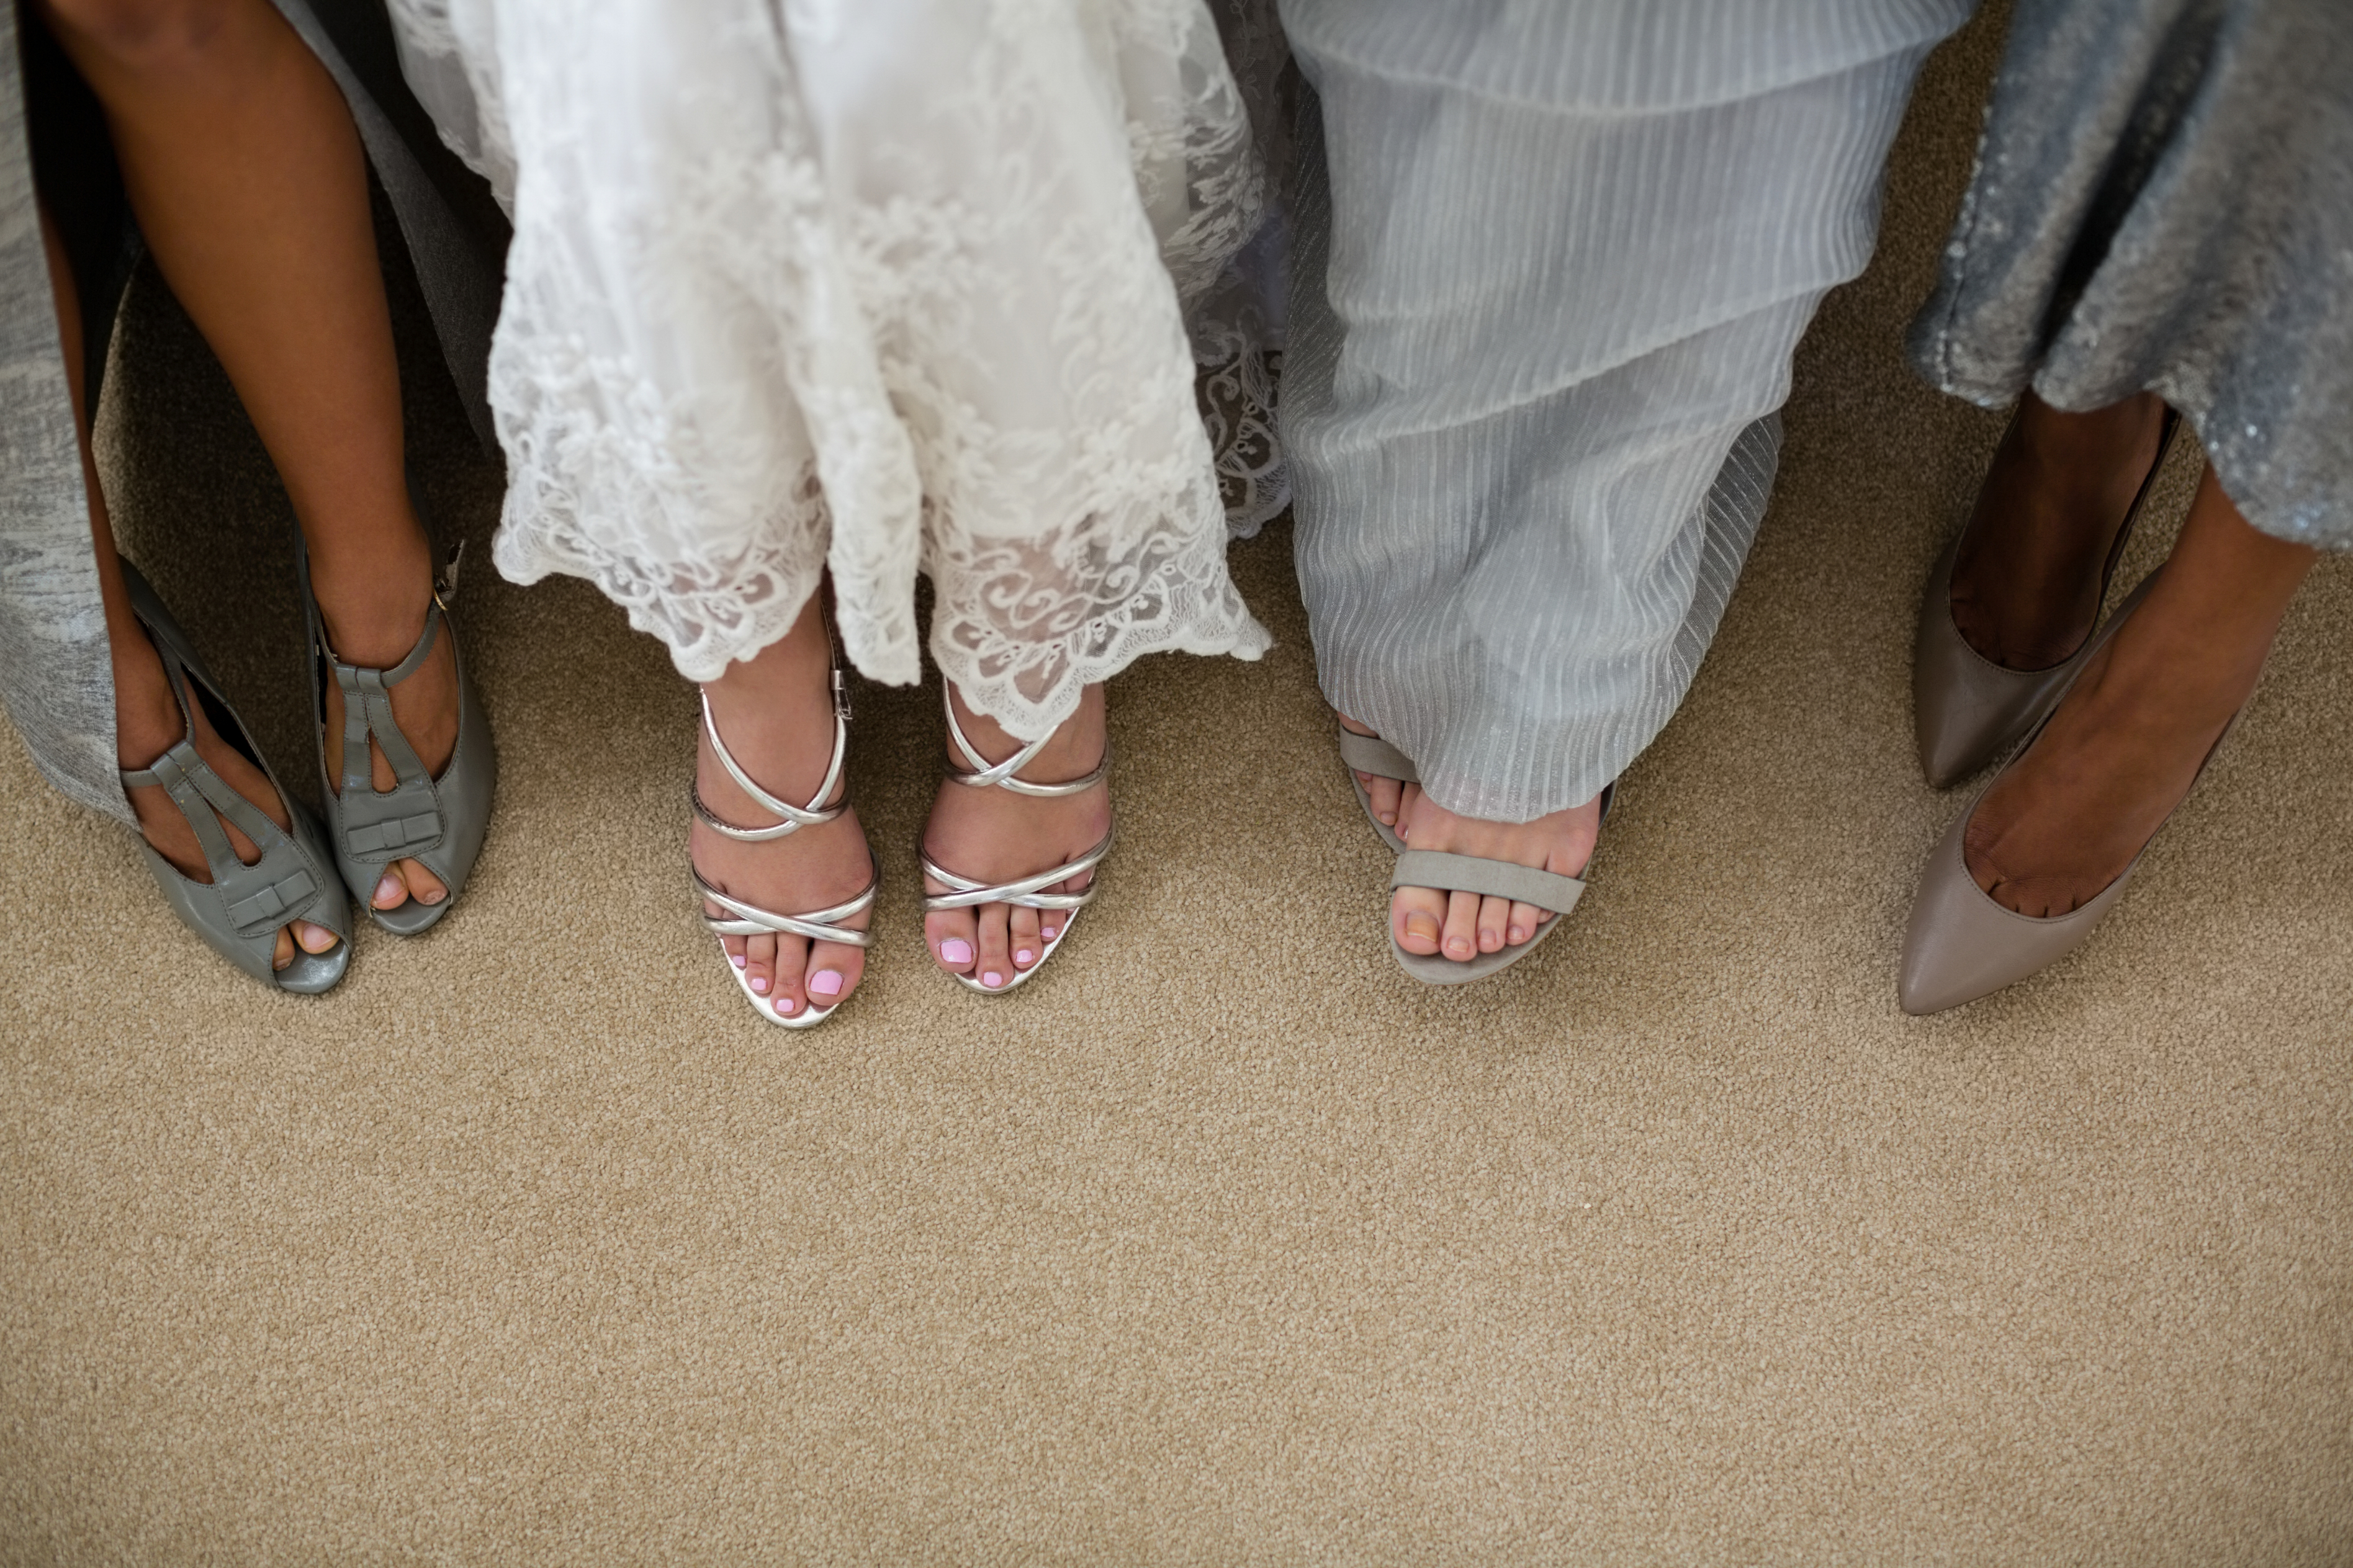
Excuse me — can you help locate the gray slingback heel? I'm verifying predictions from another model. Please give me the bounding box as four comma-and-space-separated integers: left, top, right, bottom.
691, 666, 878, 1030
1336, 722, 1413, 853
1388, 783, 1613, 986
116, 562, 351, 993
1912, 407, 2180, 787
297, 530, 495, 935
920, 692, 1112, 995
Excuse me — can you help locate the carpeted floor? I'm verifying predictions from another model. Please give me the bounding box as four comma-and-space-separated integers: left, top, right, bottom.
6, 9, 2351, 1564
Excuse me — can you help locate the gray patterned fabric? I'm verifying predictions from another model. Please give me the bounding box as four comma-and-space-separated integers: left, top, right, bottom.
1277, 0, 1973, 825
1910, 0, 2353, 549
0, 0, 504, 827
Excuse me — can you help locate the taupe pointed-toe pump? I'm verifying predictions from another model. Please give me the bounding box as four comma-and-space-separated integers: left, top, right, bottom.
1898, 575, 2245, 1016
117, 562, 352, 993
1913, 407, 2179, 787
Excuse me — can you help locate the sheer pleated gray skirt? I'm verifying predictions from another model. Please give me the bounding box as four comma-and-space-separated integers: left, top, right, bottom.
1277, 0, 1971, 823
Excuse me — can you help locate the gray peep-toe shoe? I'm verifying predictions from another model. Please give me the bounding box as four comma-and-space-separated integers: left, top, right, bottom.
297, 529, 495, 934
691, 667, 878, 1029
920, 692, 1112, 995
1912, 407, 2180, 787
1388, 782, 1613, 986
117, 562, 351, 993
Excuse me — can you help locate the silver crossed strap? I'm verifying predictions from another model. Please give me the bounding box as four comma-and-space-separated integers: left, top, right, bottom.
690, 670, 850, 843
920, 692, 1112, 914
691, 665, 874, 948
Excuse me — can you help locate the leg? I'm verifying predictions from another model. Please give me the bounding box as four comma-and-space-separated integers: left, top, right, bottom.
1948, 389, 2171, 670
1964, 465, 2316, 915
1283, 1, 1958, 969
693, 593, 873, 1021
40, 205, 337, 970
38, 0, 457, 913
920, 688, 1109, 990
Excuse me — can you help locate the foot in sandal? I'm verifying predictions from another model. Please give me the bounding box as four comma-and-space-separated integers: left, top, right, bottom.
921, 684, 1112, 992
691, 595, 876, 1025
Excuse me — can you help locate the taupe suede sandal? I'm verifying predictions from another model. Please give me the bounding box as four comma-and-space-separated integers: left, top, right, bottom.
297, 528, 495, 934
1388, 784, 1613, 987
1336, 722, 1413, 853
921, 692, 1112, 996
691, 667, 878, 1030
117, 561, 351, 994
1898, 571, 2239, 1015
1913, 406, 2180, 787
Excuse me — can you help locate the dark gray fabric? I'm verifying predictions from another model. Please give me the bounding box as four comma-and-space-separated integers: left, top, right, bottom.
0, 0, 507, 827
1909, 0, 2353, 549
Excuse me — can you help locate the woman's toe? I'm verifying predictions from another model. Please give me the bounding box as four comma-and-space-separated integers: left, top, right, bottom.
722, 931, 747, 970
1506, 900, 1544, 946
927, 907, 979, 975
1366, 776, 1403, 826
769, 934, 810, 1018
1392, 885, 1447, 954
805, 936, 863, 1008
372, 867, 410, 910
1009, 905, 1042, 970
975, 902, 1012, 990
398, 858, 449, 906
273, 925, 295, 971
742, 930, 776, 997
295, 920, 339, 954
1440, 889, 1482, 962
1476, 894, 1510, 953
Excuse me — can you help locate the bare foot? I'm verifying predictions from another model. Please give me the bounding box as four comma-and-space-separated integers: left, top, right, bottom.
692, 598, 873, 1021
1339, 710, 1601, 964
1964, 466, 2315, 915
1949, 390, 2168, 671
315, 540, 459, 915
116, 634, 339, 972
921, 686, 1110, 991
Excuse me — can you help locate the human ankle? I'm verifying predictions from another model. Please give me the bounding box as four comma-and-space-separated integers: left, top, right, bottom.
310, 555, 434, 668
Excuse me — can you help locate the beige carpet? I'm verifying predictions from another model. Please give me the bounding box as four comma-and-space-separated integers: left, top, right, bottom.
6, 11, 2351, 1564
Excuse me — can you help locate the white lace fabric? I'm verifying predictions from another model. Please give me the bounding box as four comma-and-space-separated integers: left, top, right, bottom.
387, 0, 1278, 737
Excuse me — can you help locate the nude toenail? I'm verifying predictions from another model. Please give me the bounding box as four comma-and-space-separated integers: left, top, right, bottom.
1508, 926, 1526, 943
1405, 915, 1440, 943
374, 874, 404, 905
419, 887, 446, 905
750, 975, 768, 993
941, 938, 973, 965
983, 971, 1003, 988
809, 969, 842, 997
1015, 949, 1034, 964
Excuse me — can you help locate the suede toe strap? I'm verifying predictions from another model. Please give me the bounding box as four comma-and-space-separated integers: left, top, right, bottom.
1390, 849, 1586, 916
1336, 727, 1419, 784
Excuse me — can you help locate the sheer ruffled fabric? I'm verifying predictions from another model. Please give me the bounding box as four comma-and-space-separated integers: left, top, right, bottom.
386, 0, 1275, 738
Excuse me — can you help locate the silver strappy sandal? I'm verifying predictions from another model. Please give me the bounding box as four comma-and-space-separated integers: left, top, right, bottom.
117, 561, 352, 993
297, 529, 495, 935
691, 667, 878, 1029
920, 692, 1112, 995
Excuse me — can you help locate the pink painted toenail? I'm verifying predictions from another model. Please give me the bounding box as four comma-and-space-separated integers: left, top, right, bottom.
983, 971, 1004, 988
808, 969, 842, 997
750, 975, 768, 993
1015, 949, 1034, 964
777, 996, 797, 1014
1042, 926, 1058, 941
942, 938, 973, 965
730, 953, 745, 968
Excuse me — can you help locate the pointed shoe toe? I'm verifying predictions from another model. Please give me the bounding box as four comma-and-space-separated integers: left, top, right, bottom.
1912, 539, 2077, 789
1897, 806, 2135, 1015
